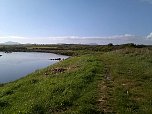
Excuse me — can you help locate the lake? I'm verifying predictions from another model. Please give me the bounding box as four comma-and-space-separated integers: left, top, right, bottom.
0, 52, 68, 83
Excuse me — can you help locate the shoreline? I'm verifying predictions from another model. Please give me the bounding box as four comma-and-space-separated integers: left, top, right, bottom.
0, 51, 70, 85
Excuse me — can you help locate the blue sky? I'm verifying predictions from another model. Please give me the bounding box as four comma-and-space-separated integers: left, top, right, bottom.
0, 0, 152, 44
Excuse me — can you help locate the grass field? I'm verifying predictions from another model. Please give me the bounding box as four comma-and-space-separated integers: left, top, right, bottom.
98, 48, 152, 114
0, 47, 152, 114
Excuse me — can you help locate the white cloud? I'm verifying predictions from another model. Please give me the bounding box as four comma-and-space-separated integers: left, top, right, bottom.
48, 34, 135, 40
9, 36, 25, 39
0, 35, 25, 39
0, 35, 26, 44
46, 34, 145, 44
147, 32, 152, 39
0, 33, 152, 45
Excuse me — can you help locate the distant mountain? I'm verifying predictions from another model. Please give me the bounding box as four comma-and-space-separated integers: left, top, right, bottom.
0, 41, 21, 45
87, 43, 98, 45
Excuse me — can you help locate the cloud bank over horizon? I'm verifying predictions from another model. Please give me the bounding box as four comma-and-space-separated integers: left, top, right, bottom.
0, 33, 152, 45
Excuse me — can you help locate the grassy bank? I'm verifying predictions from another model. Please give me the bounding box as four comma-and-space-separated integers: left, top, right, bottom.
0, 54, 103, 113
0, 46, 152, 114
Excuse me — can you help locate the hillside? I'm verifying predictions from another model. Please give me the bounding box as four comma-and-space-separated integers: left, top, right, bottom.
0, 41, 20, 45
0, 47, 152, 114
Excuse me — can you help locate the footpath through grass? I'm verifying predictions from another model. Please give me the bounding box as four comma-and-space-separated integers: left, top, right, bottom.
98, 48, 152, 114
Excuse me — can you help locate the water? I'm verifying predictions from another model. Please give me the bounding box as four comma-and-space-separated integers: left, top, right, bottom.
0, 52, 68, 83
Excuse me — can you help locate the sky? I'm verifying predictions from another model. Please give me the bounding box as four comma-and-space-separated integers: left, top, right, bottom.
0, 0, 152, 44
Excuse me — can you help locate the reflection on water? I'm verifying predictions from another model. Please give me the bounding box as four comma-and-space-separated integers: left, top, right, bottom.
0, 52, 68, 83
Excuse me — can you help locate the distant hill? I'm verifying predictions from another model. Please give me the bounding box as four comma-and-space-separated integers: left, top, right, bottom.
87, 43, 98, 45
0, 41, 21, 45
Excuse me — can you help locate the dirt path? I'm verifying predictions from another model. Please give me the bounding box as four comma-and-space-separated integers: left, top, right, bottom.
97, 65, 115, 113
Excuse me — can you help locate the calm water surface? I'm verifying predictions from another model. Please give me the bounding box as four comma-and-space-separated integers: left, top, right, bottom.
0, 52, 68, 83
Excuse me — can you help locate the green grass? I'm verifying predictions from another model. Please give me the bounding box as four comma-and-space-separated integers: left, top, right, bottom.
0, 47, 152, 114
0, 54, 103, 114
98, 48, 152, 114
